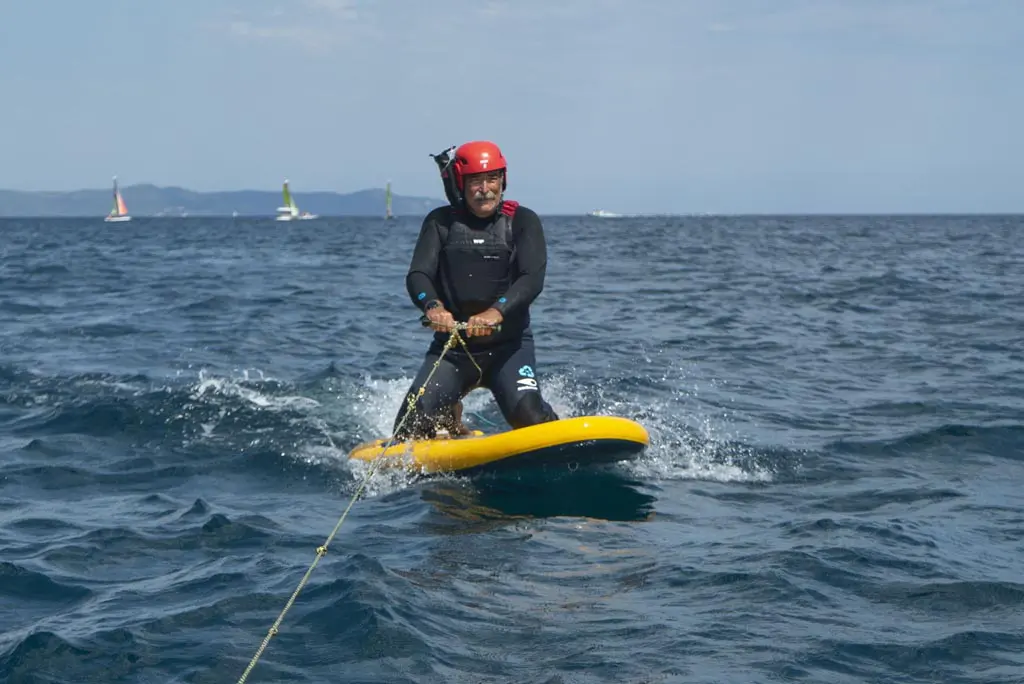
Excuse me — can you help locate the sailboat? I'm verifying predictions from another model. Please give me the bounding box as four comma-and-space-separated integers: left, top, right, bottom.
275, 179, 318, 221
104, 176, 131, 222
385, 180, 394, 220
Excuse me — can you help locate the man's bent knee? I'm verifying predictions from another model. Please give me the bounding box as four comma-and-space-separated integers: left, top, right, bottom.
509, 392, 559, 429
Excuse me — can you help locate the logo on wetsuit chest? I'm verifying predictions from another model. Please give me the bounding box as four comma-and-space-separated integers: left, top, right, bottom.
516, 365, 537, 391
474, 236, 500, 258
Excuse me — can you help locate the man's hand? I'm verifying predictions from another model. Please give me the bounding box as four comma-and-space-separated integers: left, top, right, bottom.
426, 305, 456, 332
466, 308, 503, 338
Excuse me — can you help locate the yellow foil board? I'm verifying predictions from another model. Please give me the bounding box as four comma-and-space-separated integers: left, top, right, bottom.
347, 415, 650, 474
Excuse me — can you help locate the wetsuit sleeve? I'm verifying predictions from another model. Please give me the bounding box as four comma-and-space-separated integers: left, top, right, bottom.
406, 211, 444, 310
492, 207, 547, 318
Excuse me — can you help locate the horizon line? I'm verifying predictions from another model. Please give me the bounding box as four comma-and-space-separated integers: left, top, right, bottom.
1, 212, 1021, 219
0, 183, 424, 195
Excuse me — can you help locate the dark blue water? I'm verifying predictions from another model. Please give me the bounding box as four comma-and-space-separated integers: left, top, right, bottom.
2, 215, 1022, 683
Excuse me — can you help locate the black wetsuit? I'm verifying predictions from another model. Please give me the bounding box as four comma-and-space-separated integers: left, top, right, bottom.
392, 201, 560, 440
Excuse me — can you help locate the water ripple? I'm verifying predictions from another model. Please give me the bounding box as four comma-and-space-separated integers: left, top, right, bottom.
0, 215, 1022, 682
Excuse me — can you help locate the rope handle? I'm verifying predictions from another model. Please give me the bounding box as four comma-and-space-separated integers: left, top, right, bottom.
419, 315, 502, 334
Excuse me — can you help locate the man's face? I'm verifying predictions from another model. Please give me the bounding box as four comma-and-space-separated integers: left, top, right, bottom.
464, 170, 503, 217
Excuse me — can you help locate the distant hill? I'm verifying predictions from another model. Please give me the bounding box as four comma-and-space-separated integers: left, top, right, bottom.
0, 184, 445, 217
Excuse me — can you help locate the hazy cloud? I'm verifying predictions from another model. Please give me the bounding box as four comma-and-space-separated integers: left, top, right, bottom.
218, 0, 370, 53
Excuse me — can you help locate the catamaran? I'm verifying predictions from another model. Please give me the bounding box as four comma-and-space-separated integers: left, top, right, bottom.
104, 176, 131, 222
275, 179, 318, 221
385, 180, 394, 220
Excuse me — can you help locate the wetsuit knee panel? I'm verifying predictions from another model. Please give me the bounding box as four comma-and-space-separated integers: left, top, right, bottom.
509, 392, 559, 429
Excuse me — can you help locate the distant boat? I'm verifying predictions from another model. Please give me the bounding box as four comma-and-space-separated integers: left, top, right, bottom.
385, 180, 394, 220
275, 179, 318, 221
587, 209, 621, 218
104, 176, 131, 222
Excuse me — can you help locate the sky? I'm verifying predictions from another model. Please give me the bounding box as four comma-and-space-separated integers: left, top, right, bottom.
0, 0, 1021, 214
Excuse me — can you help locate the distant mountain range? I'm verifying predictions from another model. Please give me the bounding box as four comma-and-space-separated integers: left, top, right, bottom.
0, 184, 445, 217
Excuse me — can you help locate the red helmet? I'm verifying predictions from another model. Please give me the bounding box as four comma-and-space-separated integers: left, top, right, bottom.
452, 140, 507, 191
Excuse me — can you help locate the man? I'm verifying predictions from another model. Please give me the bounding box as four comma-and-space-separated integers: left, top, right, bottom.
391, 140, 560, 440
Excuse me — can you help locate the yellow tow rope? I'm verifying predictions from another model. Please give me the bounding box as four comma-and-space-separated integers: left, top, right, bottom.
235, 321, 487, 684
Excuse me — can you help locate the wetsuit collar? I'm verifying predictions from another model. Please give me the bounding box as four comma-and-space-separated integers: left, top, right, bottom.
457, 205, 499, 227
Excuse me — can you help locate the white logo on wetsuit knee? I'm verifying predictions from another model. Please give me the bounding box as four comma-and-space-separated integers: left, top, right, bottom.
516, 365, 537, 391
516, 378, 538, 391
